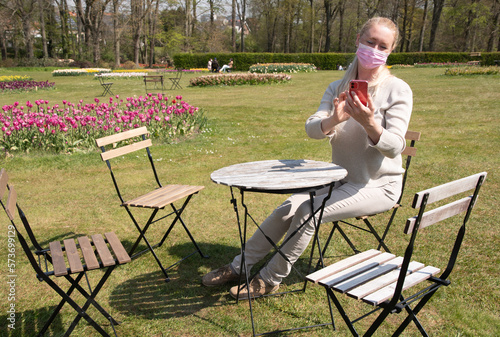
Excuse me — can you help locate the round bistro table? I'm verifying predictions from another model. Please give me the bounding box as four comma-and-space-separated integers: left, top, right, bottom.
211, 159, 347, 336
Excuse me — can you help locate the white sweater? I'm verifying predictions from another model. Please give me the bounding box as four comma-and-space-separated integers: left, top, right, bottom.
305, 76, 413, 187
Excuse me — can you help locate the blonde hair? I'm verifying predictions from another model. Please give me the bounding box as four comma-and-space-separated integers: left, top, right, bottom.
335, 17, 399, 98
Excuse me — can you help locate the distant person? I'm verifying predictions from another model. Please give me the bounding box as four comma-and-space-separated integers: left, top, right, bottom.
212, 58, 219, 72
202, 16, 413, 300
219, 58, 233, 73
208, 59, 212, 71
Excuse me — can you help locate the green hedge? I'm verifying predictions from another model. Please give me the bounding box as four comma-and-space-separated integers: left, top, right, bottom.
173, 52, 500, 71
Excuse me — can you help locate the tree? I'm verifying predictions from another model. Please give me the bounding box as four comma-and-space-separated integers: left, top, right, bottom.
1, 0, 37, 58
418, 0, 429, 51
487, 0, 499, 51
428, 0, 445, 51
324, 0, 340, 52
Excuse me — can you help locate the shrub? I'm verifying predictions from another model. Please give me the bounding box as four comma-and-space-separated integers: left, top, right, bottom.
121, 61, 140, 69
69, 60, 94, 68
189, 73, 291, 87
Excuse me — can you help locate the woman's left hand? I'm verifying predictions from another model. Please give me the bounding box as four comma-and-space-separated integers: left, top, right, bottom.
344, 90, 383, 144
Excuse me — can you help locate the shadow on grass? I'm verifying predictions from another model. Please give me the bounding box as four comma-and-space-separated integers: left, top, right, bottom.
0, 306, 64, 337
109, 242, 241, 319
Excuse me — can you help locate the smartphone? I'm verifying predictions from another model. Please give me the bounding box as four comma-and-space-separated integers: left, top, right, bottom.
349, 80, 368, 106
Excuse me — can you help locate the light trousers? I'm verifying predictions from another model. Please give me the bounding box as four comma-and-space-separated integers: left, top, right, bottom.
230, 180, 401, 286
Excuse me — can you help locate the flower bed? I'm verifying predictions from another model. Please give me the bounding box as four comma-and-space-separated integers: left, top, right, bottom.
444, 66, 499, 76
52, 68, 112, 76
189, 73, 291, 87
0, 94, 205, 154
249, 63, 316, 73
0, 75, 33, 82
0, 80, 55, 93
96, 72, 148, 79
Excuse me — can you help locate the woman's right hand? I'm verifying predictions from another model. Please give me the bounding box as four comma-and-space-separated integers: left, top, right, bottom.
321, 92, 350, 135
333, 91, 350, 124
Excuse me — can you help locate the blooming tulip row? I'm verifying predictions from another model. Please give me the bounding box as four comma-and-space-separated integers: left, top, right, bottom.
0, 80, 56, 93
96, 72, 148, 79
52, 68, 112, 76
249, 63, 317, 73
0, 94, 205, 153
189, 73, 292, 86
0, 75, 32, 83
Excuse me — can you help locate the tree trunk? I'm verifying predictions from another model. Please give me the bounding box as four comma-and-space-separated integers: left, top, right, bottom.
486, 0, 499, 51
0, 29, 7, 60
232, 0, 236, 51
21, 16, 34, 58
113, 0, 120, 68
240, 0, 246, 52
37, 0, 48, 58
324, 0, 339, 52
337, 0, 345, 52
419, 0, 429, 51
309, 0, 314, 53
428, 0, 446, 51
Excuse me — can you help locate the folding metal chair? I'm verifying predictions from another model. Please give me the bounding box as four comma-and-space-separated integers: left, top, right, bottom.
168, 69, 183, 90
0, 168, 130, 337
97, 75, 114, 97
307, 172, 487, 336
321, 131, 421, 259
96, 126, 207, 282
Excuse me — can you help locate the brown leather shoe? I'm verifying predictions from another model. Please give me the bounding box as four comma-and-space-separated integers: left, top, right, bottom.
229, 274, 279, 300
202, 264, 241, 287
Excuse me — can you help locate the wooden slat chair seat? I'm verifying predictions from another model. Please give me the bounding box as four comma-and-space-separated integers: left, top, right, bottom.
307, 172, 487, 337
322, 131, 421, 260
123, 184, 204, 209
50, 233, 130, 277
0, 168, 130, 337
96, 126, 207, 282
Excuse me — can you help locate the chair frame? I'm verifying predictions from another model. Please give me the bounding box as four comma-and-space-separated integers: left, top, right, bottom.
307, 172, 487, 336
97, 74, 114, 97
322, 130, 421, 259
144, 75, 165, 93
96, 127, 208, 282
0, 168, 130, 337
168, 69, 183, 90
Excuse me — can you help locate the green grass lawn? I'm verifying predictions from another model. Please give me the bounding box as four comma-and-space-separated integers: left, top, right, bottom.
0, 68, 499, 336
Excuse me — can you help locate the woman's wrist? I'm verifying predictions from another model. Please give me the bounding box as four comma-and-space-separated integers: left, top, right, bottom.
321, 116, 337, 135
364, 123, 383, 144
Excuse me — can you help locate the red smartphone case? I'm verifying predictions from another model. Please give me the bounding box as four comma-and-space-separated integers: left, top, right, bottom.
349, 80, 368, 106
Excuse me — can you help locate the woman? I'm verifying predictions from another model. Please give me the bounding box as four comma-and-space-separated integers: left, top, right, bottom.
219, 58, 233, 73
202, 17, 413, 299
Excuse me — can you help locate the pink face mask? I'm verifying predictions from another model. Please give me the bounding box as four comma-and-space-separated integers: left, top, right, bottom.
356, 43, 389, 69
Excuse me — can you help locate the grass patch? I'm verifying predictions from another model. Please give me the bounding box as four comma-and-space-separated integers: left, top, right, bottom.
0, 68, 498, 337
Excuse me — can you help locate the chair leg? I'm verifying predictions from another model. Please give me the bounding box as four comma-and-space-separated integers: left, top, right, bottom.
39, 273, 85, 336
158, 196, 208, 259
363, 218, 391, 253
326, 287, 360, 336
334, 222, 362, 254
39, 268, 117, 337
65, 267, 116, 337
127, 208, 171, 281
392, 288, 440, 337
